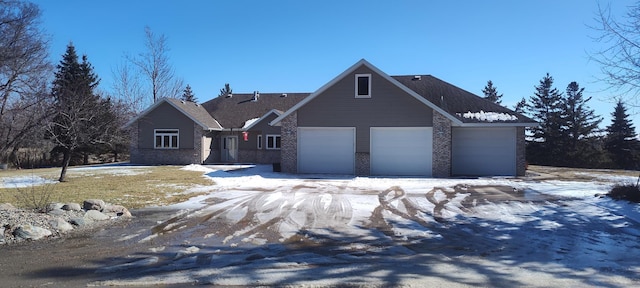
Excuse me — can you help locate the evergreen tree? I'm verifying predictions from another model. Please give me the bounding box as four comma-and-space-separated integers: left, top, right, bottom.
605, 100, 640, 169
525, 73, 565, 166
48, 43, 106, 181
482, 80, 503, 104
218, 83, 232, 97
180, 84, 197, 103
561, 82, 603, 167
514, 97, 527, 114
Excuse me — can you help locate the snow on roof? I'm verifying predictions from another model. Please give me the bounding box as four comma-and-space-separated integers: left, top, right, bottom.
242, 118, 260, 129
461, 111, 518, 122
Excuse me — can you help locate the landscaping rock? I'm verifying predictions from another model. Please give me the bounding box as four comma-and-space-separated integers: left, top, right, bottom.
49, 217, 74, 233
85, 210, 110, 221
83, 199, 106, 211
69, 217, 92, 227
13, 224, 52, 241
0, 203, 16, 211
62, 203, 82, 211
103, 204, 132, 218
47, 203, 64, 211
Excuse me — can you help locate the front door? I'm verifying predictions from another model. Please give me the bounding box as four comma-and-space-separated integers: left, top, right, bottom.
221, 136, 238, 162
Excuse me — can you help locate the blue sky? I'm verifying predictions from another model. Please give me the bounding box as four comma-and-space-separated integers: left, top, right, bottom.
32, 0, 636, 126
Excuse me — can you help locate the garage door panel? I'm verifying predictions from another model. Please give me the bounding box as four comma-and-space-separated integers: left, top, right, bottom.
298, 127, 355, 174
371, 127, 432, 176
452, 128, 516, 176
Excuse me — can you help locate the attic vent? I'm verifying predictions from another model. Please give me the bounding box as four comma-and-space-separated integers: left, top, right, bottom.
281, 93, 287, 97
413, 75, 421, 80
180, 100, 185, 104
252, 91, 259, 102
225, 92, 232, 98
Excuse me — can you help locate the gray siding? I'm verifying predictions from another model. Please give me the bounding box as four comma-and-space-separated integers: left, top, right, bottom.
297, 65, 433, 152
137, 102, 195, 149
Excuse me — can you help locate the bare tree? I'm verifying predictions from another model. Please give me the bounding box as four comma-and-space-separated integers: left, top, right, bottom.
111, 61, 146, 114
128, 26, 183, 104
591, 2, 640, 107
0, 0, 53, 164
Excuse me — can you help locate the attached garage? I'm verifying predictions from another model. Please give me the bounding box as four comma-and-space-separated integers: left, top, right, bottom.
370, 127, 432, 176
452, 127, 516, 176
298, 127, 355, 174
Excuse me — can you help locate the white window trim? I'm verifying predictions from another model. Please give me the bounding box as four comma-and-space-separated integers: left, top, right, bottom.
154, 129, 179, 149
257, 134, 263, 149
266, 134, 281, 150
355, 73, 371, 98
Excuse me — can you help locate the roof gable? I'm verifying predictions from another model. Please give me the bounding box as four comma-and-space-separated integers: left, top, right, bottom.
271, 59, 536, 127
242, 109, 282, 131
125, 98, 223, 130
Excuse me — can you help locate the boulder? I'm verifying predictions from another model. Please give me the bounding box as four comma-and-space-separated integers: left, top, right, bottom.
83, 199, 105, 211
0, 227, 5, 244
102, 204, 132, 218
13, 224, 52, 241
69, 217, 92, 227
49, 217, 74, 233
62, 203, 82, 211
0, 203, 16, 211
84, 209, 110, 221
47, 203, 64, 211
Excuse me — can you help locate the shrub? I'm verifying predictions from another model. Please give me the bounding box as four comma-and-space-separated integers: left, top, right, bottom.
13, 178, 57, 212
608, 183, 640, 203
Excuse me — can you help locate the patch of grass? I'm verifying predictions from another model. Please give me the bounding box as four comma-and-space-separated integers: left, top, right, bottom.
0, 166, 214, 209
608, 184, 640, 203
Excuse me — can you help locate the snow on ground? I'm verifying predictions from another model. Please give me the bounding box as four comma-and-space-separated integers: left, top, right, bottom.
0, 176, 57, 188
90, 164, 640, 287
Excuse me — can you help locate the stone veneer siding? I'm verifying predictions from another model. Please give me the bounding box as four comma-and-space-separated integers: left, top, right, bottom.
355, 152, 370, 176
130, 122, 203, 165
280, 111, 298, 173
432, 111, 452, 177
516, 126, 526, 176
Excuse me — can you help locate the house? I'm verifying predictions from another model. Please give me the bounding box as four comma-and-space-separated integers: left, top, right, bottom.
127, 59, 536, 177
126, 93, 308, 165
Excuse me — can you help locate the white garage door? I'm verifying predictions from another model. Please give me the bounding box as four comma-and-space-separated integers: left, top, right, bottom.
298, 127, 355, 174
370, 127, 432, 176
452, 127, 516, 176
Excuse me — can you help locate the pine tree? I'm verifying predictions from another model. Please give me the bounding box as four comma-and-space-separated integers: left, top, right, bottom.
482, 80, 503, 104
218, 83, 232, 97
180, 84, 197, 103
525, 73, 565, 166
562, 82, 603, 167
605, 100, 640, 169
48, 43, 105, 181
514, 97, 527, 114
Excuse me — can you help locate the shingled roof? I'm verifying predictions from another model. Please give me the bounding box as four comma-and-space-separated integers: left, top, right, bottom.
392, 75, 535, 124
201, 93, 309, 128
125, 97, 223, 130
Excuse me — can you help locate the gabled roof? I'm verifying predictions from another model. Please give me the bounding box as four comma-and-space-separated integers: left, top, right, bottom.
201, 92, 309, 128
125, 97, 223, 130
242, 109, 283, 131
271, 59, 537, 127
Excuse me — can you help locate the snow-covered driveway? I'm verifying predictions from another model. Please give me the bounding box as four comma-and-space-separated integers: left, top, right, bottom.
86, 165, 640, 287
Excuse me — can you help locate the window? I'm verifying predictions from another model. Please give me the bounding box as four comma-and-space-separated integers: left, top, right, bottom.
355, 74, 371, 98
154, 129, 179, 149
266, 134, 281, 150
257, 134, 263, 149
